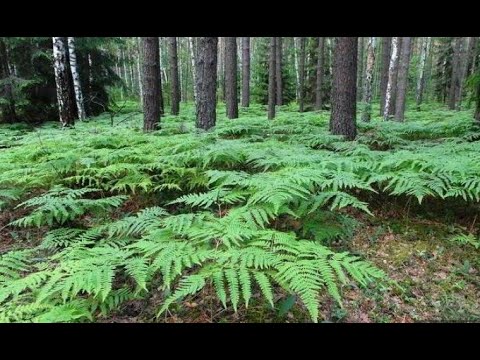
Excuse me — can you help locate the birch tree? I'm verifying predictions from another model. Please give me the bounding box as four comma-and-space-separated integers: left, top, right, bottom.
188, 37, 197, 102
416, 37, 430, 110
361, 37, 376, 122
52, 37, 76, 127
384, 37, 400, 121
67, 37, 86, 121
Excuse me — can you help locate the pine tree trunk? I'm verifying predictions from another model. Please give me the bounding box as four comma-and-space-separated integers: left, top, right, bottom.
384, 37, 400, 121
456, 37, 470, 110
394, 37, 412, 122
52, 37, 76, 127
379, 37, 392, 115
416, 37, 429, 110
67, 37, 86, 121
241, 37, 250, 107
330, 37, 358, 140
217, 37, 225, 102
195, 37, 218, 130
357, 37, 365, 101
361, 37, 376, 122
275, 37, 283, 106
141, 37, 161, 132
0, 39, 16, 123
268, 37, 277, 120
168, 37, 180, 115
448, 37, 462, 110
299, 37, 306, 112
225, 37, 238, 119
315, 37, 325, 110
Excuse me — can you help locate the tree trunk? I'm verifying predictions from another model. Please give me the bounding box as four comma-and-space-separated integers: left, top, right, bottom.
268, 37, 277, 120
0, 39, 16, 123
448, 37, 462, 110
361, 37, 376, 122
394, 37, 412, 122
299, 37, 306, 112
241, 37, 250, 107
456, 37, 470, 110
136, 37, 143, 103
168, 37, 180, 115
357, 37, 364, 101
217, 37, 225, 102
196, 37, 218, 130
384, 37, 400, 121
275, 37, 283, 106
294, 37, 300, 102
52, 37, 76, 127
188, 37, 197, 102
67, 37, 86, 121
469, 37, 478, 76
141, 37, 161, 132
416, 37, 429, 110
379, 37, 392, 115
225, 37, 238, 119
475, 77, 480, 122
315, 37, 325, 110
330, 37, 358, 140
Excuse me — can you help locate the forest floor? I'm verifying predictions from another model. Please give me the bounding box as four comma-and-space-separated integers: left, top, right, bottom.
0, 101, 479, 323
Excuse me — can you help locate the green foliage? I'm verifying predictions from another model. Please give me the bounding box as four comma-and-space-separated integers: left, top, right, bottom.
0, 102, 478, 323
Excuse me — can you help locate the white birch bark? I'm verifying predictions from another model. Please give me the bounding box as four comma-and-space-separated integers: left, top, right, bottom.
67, 37, 86, 120
136, 37, 143, 103
361, 37, 376, 122
188, 37, 197, 101
384, 37, 399, 121
415, 37, 430, 108
52, 37, 67, 125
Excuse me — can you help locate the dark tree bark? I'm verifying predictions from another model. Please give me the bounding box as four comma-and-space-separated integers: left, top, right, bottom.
268, 37, 276, 120
241, 37, 250, 107
315, 37, 325, 110
357, 37, 364, 101
456, 37, 469, 110
379, 37, 392, 115
448, 37, 462, 110
330, 37, 358, 141
225, 37, 238, 119
468, 37, 478, 75
141, 37, 161, 132
52, 37, 76, 127
0, 39, 16, 123
168, 37, 180, 115
275, 37, 283, 106
394, 37, 412, 122
196, 37, 218, 130
299, 37, 306, 112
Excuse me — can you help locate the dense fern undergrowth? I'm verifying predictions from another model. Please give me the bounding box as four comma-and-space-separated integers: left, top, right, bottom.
0, 102, 479, 323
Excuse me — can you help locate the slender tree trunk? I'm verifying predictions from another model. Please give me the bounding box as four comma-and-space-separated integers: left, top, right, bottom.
196, 37, 218, 130
315, 37, 325, 110
361, 37, 376, 122
448, 37, 462, 110
299, 37, 306, 112
188, 37, 197, 102
168, 37, 180, 115
0, 39, 16, 123
394, 37, 412, 122
456, 37, 470, 110
135, 37, 143, 104
241, 37, 250, 107
475, 78, 480, 122
268, 37, 277, 120
66, 37, 86, 121
357, 37, 364, 101
225, 37, 238, 119
217, 37, 225, 102
330, 37, 358, 140
294, 37, 300, 102
52, 37, 75, 127
384, 37, 400, 121
141, 37, 161, 132
379, 37, 392, 115
416, 37, 429, 110
275, 37, 283, 105
469, 37, 478, 76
